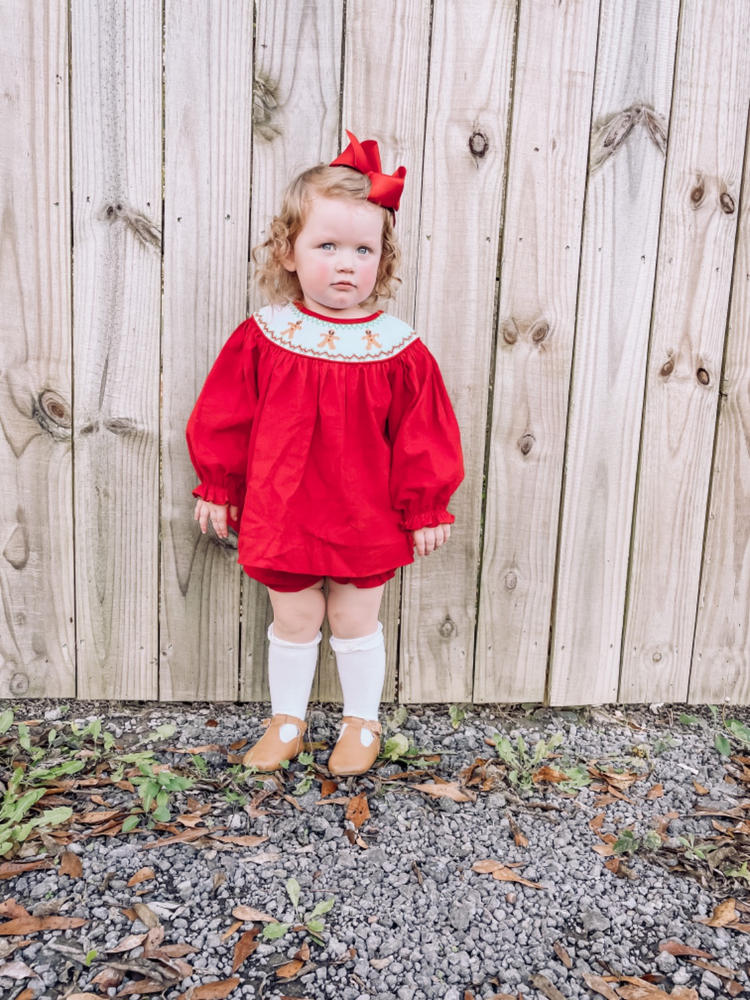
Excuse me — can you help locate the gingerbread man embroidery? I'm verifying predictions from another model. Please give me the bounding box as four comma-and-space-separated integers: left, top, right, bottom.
363, 329, 381, 352
318, 329, 339, 350
279, 320, 303, 342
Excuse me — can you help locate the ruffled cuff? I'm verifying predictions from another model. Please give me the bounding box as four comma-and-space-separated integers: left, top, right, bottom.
400, 509, 455, 531
192, 476, 245, 508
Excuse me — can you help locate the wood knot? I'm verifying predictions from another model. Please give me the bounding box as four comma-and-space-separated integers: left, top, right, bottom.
439, 616, 457, 639
10, 671, 29, 696
34, 389, 71, 440
504, 570, 517, 591
659, 355, 674, 378
518, 433, 535, 456
253, 72, 281, 141
719, 191, 735, 214
530, 321, 549, 344
696, 367, 710, 386
468, 130, 489, 160
101, 200, 161, 250
501, 319, 519, 345
689, 174, 705, 207
652, 651, 662, 663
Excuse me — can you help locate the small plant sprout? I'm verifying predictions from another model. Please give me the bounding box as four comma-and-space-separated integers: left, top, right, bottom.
492, 731, 565, 790
293, 752, 316, 796
379, 733, 434, 769
261, 877, 335, 947
612, 829, 640, 856
448, 705, 467, 730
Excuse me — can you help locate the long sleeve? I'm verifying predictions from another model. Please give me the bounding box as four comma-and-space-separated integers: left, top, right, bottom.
186, 319, 256, 514
387, 338, 464, 531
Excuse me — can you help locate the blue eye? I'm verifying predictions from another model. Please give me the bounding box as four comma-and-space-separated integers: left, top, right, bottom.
320, 242, 335, 250
357, 246, 371, 255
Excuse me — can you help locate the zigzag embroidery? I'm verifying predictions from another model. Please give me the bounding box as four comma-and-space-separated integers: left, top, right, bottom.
254, 303, 418, 362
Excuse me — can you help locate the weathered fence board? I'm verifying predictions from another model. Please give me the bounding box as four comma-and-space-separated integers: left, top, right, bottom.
315, 0, 433, 705
548, 0, 679, 705
620, 0, 750, 702
160, 0, 253, 700
3, 0, 750, 705
476, 0, 599, 704
405, 0, 516, 703
242, 0, 344, 704
690, 114, 750, 704
72, 0, 161, 699
0, 0, 75, 698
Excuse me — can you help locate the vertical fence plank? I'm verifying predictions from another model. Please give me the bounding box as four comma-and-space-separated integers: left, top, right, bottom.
72, 1, 161, 699
0, 1, 74, 697
619, 0, 750, 702
689, 116, 750, 704
241, 0, 343, 704
312, 0, 432, 705
475, 0, 599, 704
547, 0, 679, 705
402, 0, 515, 704
161, 0, 253, 701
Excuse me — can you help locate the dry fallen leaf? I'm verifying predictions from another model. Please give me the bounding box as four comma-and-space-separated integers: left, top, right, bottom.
552, 940, 572, 969
232, 928, 260, 972
582, 973, 619, 1000
210, 835, 268, 848
0, 860, 54, 880
697, 898, 738, 928
231, 905, 276, 923
532, 766, 568, 784
176, 976, 240, 998
0, 961, 40, 981
346, 793, 371, 829
0, 916, 87, 936
471, 859, 544, 890
507, 813, 528, 848
693, 780, 709, 795
0, 901, 31, 919
647, 783, 664, 799
132, 903, 161, 929
221, 920, 243, 942
412, 781, 475, 803
658, 939, 713, 959
127, 867, 155, 887
276, 959, 304, 979
59, 851, 83, 878
108, 933, 147, 953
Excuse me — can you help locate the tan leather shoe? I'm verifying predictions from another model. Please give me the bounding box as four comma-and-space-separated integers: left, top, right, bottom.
242, 714, 307, 771
328, 716, 382, 777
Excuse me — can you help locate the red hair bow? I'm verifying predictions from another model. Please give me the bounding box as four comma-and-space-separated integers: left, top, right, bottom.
330, 130, 406, 212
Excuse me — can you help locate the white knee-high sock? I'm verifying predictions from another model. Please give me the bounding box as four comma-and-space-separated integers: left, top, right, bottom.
268, 623, 321, 741
329, 622, 385, 747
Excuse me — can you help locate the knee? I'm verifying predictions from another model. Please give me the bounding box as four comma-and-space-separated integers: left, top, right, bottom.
327, 606, 379, 640
269, 583, 325, 642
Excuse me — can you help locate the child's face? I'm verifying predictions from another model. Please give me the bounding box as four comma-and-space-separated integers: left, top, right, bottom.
282, 195, 384, 318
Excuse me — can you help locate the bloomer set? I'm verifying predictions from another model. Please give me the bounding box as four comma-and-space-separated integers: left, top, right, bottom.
186, 299, 464, 588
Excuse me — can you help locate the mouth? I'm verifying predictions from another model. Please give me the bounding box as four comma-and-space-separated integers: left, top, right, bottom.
331, 281, 355, 289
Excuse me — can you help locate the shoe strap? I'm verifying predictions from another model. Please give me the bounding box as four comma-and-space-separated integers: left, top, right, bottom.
340, 715, 381, 736
260, 714, 307, 732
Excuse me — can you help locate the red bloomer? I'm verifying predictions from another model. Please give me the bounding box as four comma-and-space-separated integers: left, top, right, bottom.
243, 566, 397, 593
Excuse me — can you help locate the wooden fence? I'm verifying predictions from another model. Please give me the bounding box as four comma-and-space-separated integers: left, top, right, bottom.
2, 0, 749, 706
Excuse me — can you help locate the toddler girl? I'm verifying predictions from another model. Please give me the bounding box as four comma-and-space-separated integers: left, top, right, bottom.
186, 131, 463, 777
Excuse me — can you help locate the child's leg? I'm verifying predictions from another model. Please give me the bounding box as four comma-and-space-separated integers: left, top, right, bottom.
326, 581, 386, 772
243, 580, 325, 770
267, 581, 325, 727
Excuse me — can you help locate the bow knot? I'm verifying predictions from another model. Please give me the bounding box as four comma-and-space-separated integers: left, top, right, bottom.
330, 130, 406, 213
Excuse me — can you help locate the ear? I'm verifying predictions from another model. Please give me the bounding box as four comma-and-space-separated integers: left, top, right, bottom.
280, 247, 296, 273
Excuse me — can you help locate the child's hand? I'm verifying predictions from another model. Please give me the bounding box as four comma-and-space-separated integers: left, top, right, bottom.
412, 523, 451, 557
194, 498, 239, 540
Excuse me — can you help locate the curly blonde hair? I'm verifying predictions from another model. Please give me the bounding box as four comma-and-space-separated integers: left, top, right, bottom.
252, 164, 401, 307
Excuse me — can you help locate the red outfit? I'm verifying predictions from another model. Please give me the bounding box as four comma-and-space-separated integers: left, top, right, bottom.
186, 301, 464, 579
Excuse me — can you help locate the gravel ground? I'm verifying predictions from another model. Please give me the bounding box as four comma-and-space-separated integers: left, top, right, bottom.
2, 699, 750, 1000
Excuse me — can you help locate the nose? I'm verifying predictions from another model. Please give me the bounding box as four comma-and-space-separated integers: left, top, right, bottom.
335, 249, 356, 272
